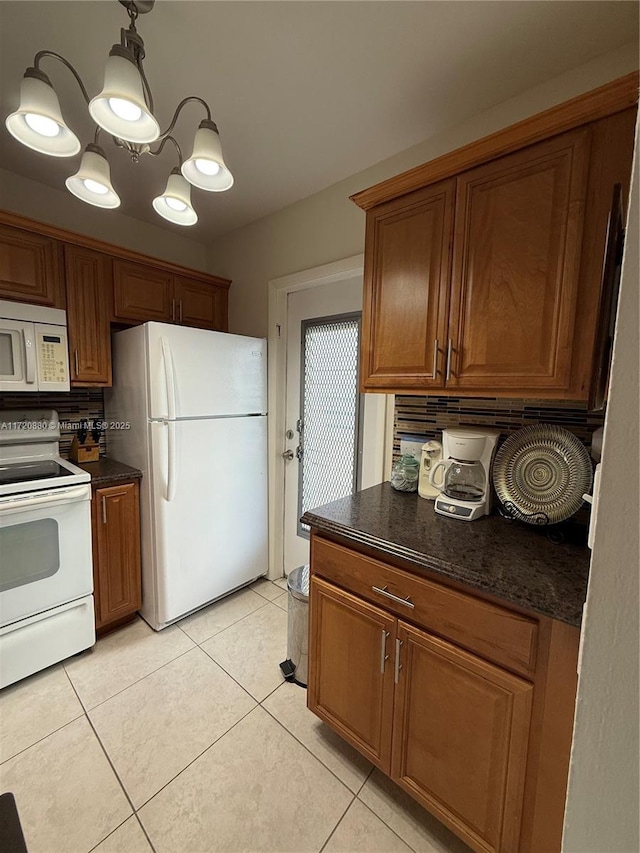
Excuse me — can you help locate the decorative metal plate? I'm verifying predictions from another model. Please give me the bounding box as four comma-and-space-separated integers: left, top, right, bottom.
492, 425, 593, 525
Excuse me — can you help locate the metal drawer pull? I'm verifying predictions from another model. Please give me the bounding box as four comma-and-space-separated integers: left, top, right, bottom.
74, 350, 79, 376
394, 638, 403, 683
380, 629, 389, 673
432, 338, 439, 377
446, 338, 453, 381
372, 585, 415, 609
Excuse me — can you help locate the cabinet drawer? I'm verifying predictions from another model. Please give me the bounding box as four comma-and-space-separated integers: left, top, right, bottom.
311, 536, 537, 677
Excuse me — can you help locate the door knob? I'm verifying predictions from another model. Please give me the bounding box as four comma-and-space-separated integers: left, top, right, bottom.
282, 449, 294, 460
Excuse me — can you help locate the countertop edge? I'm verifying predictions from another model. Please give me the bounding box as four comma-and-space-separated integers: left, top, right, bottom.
302, 510, 583, 627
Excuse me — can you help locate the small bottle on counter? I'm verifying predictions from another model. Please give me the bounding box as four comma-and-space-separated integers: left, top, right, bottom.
390, 454, 420, 492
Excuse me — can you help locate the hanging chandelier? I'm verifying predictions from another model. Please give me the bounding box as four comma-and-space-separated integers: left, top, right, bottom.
4, 0, 233, 227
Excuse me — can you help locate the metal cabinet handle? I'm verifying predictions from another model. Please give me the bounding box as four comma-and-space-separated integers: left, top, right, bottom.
394, 638, 403, 683
432, 338, 439, 377
179, 300, 183, 323
445, 339, 453, 381
372, 585, 415, 609
74, 350, 79, 376
171, 298, 176, 322
380, 629, 389, 673
102, 495, 107, 524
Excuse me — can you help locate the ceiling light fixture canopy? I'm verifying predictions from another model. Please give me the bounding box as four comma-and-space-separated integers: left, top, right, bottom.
3, 0, 233, 226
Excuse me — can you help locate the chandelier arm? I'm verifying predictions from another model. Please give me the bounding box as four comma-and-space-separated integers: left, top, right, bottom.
33, 51, 90, 104
158, 96, 212, 140
148, 134, 183, 165
138, 61, 155, 115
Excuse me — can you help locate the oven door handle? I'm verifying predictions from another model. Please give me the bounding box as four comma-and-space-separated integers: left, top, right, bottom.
0, 485, 89, 514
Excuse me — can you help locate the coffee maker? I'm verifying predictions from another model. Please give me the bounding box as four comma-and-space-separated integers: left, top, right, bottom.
429, 427, 501, 521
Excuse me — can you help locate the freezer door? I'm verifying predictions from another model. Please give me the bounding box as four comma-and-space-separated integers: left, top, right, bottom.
147, 415, 268, 628
145, 323, 267, 419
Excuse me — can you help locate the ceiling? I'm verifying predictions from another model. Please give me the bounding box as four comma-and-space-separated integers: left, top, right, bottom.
0, 1, 637, 242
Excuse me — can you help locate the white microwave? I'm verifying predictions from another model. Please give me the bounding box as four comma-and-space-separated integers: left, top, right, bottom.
0, 300, 70, 392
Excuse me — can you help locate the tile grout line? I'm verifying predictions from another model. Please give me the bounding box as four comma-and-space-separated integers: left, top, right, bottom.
179, 597, 271, 645
260, 699, 369, 800
355, 795, 423, 853
60, 667, 150, 851
318, 793, 357, 853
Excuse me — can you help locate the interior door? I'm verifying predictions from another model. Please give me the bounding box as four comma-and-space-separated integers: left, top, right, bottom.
149, 415, 267, 627
283, 277, 383, 574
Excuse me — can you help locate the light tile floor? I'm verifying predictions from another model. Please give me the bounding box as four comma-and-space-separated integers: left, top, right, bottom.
0, 579, 470, 853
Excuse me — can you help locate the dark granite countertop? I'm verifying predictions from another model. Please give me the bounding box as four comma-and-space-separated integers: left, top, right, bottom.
301, 482, 590, 626
75, 457, 142, 486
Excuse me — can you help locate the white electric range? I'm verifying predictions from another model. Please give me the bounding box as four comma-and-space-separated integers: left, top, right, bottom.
0, 410, 95, 688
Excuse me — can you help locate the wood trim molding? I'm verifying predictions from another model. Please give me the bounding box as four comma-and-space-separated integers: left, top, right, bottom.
0, 208, 232, 288
351, 72, 639, 211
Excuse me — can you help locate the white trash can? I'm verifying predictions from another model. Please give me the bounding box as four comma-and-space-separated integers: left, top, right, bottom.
280, 564, 309, 687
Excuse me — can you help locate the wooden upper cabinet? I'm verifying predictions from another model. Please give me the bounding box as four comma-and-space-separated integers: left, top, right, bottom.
447, 128, 591, 393
113, 259, 173, 323
362, 180, 454, 390
0, 224, 64, 307
392, 622, 533, 853
308, 576, 396, 772
64, 245, 112, 386
174, 276, 229, 331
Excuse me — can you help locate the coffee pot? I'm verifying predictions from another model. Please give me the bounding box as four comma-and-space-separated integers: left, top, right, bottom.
428, 427, 500, 521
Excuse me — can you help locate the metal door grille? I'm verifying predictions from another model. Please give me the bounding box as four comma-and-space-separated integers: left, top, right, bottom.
298, 313, 361, 534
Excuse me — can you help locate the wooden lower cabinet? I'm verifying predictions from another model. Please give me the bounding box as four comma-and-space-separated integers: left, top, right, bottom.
392, 623, 532, 852
308, 543, 579, 853
91, 480, 141, 633
308, 578, 396, 770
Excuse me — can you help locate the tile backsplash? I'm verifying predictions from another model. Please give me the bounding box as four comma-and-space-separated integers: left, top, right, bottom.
394, 395, 605, 459
0, 389, 107, 457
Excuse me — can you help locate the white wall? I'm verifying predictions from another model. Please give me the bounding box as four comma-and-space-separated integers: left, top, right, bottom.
207, 42, 638, 337
0, 167, 208, 271
563, 124, 639, 853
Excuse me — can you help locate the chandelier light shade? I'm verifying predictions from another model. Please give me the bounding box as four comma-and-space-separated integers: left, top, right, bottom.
5, 68, 81, 157
88, 47, 160, 144
182, 120, 234, 191
65, 144, 121, 208
152, 168, 197, 225
3, 0, 234, 226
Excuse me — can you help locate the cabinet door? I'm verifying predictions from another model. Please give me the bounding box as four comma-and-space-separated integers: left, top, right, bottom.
308, 576, 396, 772
392, 622, 532, 853
64, 246, 111, 386
92, 482, 141, 630
362, 180, 454, 391
174, 276, 228, 330
113, 259, 173, 323
447, 128, 590, 393
0, 224, 64, 307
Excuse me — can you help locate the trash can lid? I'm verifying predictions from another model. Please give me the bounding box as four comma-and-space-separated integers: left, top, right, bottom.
287, 564, 309, 601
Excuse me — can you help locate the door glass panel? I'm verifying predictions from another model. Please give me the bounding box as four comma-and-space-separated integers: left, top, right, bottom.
298, 314, 361, 533
0, 518, 60, 592
0, 332, 16, 376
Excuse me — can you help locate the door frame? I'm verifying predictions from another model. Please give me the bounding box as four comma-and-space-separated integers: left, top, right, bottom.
267, 254, 393, 579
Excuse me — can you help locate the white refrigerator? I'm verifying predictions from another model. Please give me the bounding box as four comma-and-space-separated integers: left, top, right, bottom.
105, 322, 268, 630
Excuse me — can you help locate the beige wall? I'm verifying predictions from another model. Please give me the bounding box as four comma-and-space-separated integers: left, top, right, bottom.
563, 124, 639, 852
207, 41, 638, 338
0, 167, 208, 271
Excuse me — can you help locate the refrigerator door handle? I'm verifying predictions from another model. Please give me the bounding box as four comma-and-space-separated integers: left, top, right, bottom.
166, 420, 178, 502
161, 337, 178, 421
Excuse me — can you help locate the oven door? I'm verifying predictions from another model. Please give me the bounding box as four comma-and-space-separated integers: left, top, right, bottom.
0, 319, 36, 392
0, 484, 93, 627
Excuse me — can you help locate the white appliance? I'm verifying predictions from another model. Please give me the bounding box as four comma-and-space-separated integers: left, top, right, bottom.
105, 322, 268, 630
418, 440, 443, 500
430, 427, 500, 521
0, 300, 70, 392
0, 410, 94, 688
